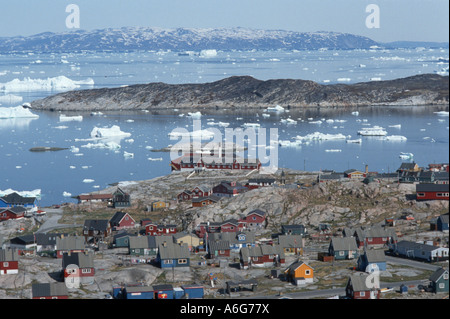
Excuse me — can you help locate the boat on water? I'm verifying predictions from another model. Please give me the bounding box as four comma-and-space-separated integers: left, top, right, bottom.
357, 126, 388, 136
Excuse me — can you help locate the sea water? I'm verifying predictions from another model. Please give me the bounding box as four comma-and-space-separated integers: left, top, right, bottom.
0, 49, 448, 206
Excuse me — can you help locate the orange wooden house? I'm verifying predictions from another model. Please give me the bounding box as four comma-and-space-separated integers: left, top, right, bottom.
284, 261, 314, 286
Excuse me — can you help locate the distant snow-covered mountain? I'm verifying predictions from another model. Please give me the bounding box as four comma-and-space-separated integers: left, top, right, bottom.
0, 27, 380, 52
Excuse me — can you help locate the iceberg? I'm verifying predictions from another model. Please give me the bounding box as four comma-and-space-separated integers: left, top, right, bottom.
207, 121, 230, 127
123, 151, 134, 158
60, 114, 83, 122
62, 191, 72, 197
200, 49, 218, 58
399, 152, 414, 160
434, 111, 449, 116
0, 188, 41, 199
168, 129, 216, 139
90, 125, 131, 139
187, 111, 202, 119
325, 149, 342, 152
0, 105, 39, 119
346, 138, 362, 144
83, 179, 95, 183
242, 123, 261, 129
265, 105, 285, 113
0, 76, 94, 93
357, 126, 387, 136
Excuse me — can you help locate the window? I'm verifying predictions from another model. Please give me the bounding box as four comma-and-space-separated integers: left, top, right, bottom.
305, 270, 311, 275
444, 274, 449, 280
178, 259, 187, 264
439, 283, 445, 289
164, 259, 173, 264
417, 193, 425, 197
82, 268, 91, 274
360, 291, 365, 297
339, 251, 345, 256
3, 262, 8, 267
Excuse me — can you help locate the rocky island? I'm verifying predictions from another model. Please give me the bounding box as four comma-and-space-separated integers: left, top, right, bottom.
29, 74, 449, 112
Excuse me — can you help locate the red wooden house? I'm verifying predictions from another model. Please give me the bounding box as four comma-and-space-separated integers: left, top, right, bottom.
239, 244, 285, 269
220, 219, 245, 233
207, 240, 231, 259
353, 227, 397, 249
346, 273, 381, 299
416, 183, 449, 201
109, 211, 136, 231
240, 209, 266, 229
0, 248, 19, 275
0, 206, 26, 221
177, 190, 193, 201
192, 195, 220, 207
62, 252, 95, 286
145, 222, 177, 236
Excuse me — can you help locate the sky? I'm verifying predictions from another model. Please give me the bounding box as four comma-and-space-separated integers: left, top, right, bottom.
0, 0, 448, 43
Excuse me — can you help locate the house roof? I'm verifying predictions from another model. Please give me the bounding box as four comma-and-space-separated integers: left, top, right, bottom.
240, 244, 285, 259
0, 192, 36, 205
192, 195, 221, 203
62, 252, 94, 268
285, 261, 313, 272
429, 268, 449, 282
32, 282, 68, 298
56, 236, 86, 250
331, 237, 358, 251
395, 240, 443, 253
363, 249, 386, 263
0, 206, 27, 215
438, 213, 449, 225
277, 235, 303, 248
348, 273, 372, 292
125, 286, 154, 293
158, 242, 190, 259
208, 240, 230, 252
83, 219, 110, 232
110, 211, 134, 225
247, 209, 266, 217
208, 231, 255, 244
0, 248, 19, 261
416, 183, 449, 192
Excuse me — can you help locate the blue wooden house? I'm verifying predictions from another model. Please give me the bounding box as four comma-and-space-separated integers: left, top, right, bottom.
153, 284, 174, 299
437, 213, 449, 232
358, 249, 387, 272
157, 242, 190, 268
0, 192, 38, 212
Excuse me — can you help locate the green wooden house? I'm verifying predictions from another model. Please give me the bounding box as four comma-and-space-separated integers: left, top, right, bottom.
328, 237, 359, 260
429, 268, 449, 293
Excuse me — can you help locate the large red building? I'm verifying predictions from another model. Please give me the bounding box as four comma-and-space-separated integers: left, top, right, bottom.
0, 248, 19, 275
416, 183, 449, 201
171, 153, 261, 172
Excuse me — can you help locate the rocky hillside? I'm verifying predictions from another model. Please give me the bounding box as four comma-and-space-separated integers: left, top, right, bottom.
72, 169, 448, 234
29, 74, 449, 111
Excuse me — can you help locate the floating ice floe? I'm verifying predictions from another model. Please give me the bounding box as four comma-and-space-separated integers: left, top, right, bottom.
168, 129, 216, 139
337, 78, 351, 82
351, 111, 359, 116
242, 123, 260, 129
384, 135, 407, 141
148, 157, 163, 161
83, 179, 94, 183
0, 105, 39, 119
53, 125, 68, 129
123, 151, 134, 158
262, 114, 270, 118
90, 125, 131, 139
265, 105, 285, 113
389, 124, 402, 129
308, 120, 322, 124
62, 191, 72, 197
294, 132, 349, 141
357, 126, 387, 136
0, 76, 94, 93
207, 121, 230, 127
280, 118, 297, 125
434, 111, 449, 116
346, 138, 362, 144
81, 141, 121, 150
187, 111, 202, 119
325, 149, 342, 152
59, 114, 83, 122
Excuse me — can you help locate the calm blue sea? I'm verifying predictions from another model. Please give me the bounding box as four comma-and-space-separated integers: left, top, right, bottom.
0, 48, 448, 206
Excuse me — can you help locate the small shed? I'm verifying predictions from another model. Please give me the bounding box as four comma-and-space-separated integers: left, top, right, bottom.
153, 284, 174, 299
182, 284, 204, 299
123, 286, 154, 299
